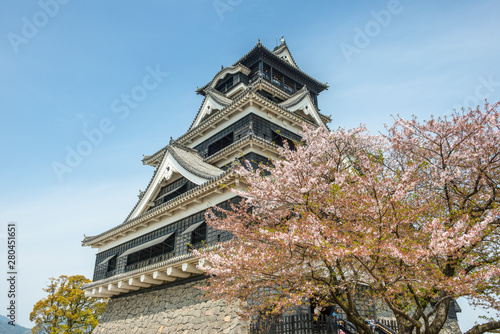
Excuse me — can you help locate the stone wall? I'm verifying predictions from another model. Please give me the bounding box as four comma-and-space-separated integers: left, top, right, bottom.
93, 275, 462, 334
92, 277, 248, 334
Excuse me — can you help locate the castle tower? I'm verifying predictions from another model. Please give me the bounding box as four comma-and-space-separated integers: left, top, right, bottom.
82, 38, 330, 333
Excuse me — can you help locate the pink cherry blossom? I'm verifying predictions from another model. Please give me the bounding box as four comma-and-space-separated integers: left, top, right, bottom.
194, 101, 500, 334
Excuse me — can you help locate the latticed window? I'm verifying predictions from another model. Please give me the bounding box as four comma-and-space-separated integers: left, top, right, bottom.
191, 222, 207, 246
125, 233, 176, 266
154, 178, 189, 207
216, 76, 234, 93
107, 255, 117, 272
272, 131, 296, 150
208, 132, 233, 156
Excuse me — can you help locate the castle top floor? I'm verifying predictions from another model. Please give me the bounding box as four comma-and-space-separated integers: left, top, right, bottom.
195, 38, 328, 109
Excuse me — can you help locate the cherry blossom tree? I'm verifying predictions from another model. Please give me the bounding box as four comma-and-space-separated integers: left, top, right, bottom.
194, 102, 500, 334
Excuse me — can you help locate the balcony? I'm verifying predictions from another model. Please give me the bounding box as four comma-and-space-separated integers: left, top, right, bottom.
272, 77, 281, 86
283, 83, 294, 94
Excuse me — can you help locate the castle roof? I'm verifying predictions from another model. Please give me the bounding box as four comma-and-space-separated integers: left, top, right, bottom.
279, 86, 312, 108
81, 171, 233, 247
196, 39, 328, 96
166, 141, 223, 180
143, 86, 331, 167
83, 142, 226, 247
196, 64, 251, 96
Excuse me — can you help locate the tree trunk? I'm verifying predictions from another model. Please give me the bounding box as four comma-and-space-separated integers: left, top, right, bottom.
396, 314, 416, 334
427, 298, 451, 334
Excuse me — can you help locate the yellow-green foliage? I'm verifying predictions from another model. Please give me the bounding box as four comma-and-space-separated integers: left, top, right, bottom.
30, 275, 107, 334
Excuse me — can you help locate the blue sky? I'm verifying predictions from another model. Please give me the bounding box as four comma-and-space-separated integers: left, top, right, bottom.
0, 0, 499, 329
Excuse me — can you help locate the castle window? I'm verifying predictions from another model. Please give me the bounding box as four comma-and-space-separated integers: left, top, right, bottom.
272, 131, 296, 150
208, 132, 233, 156
98, 254, 118, 275
216, 76, 234, 93
191, 222, 207, 245
154, 179, 188, 207
181, 221, 207, 250
107, 255, 117, 273
123, 232, 176, 268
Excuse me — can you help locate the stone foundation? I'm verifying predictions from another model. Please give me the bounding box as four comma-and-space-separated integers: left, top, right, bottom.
93, 276, 462, 334
92, 277, 248, 334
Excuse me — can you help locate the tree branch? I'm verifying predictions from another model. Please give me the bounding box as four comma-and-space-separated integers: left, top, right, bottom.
464, 321, 500, 334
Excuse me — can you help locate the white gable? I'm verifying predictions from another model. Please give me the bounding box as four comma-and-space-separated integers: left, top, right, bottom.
273, 46, 298, 68
191, 92, 232, 129
286, 95, 322, 125
279, 89, 323, 126
128, 150, 217, 220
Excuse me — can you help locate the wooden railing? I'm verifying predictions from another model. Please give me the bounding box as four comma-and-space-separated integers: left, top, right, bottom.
249, 314, 398, 334
375, 320, 398, 334
250, 314, 341, 334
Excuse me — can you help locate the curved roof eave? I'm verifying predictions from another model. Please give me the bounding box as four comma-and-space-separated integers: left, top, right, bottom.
196, 64, 251, 95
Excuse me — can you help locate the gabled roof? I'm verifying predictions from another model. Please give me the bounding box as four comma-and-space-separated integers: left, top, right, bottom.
196, 39, 328, 97
85, 141, 225, 245
272, 38, 299, 68
129, 141, 223, 220
231, 39, 328, 92
82, 171, 234, 247
279, 87, 324, 126
189, 89, 233, 130
279, 86, 311, 108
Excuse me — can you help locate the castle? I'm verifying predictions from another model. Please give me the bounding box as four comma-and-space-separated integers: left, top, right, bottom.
81, 39, 462, 334
82, 38, 331, 333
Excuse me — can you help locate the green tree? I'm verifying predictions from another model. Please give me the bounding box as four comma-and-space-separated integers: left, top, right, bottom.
30, 275, 107, 334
